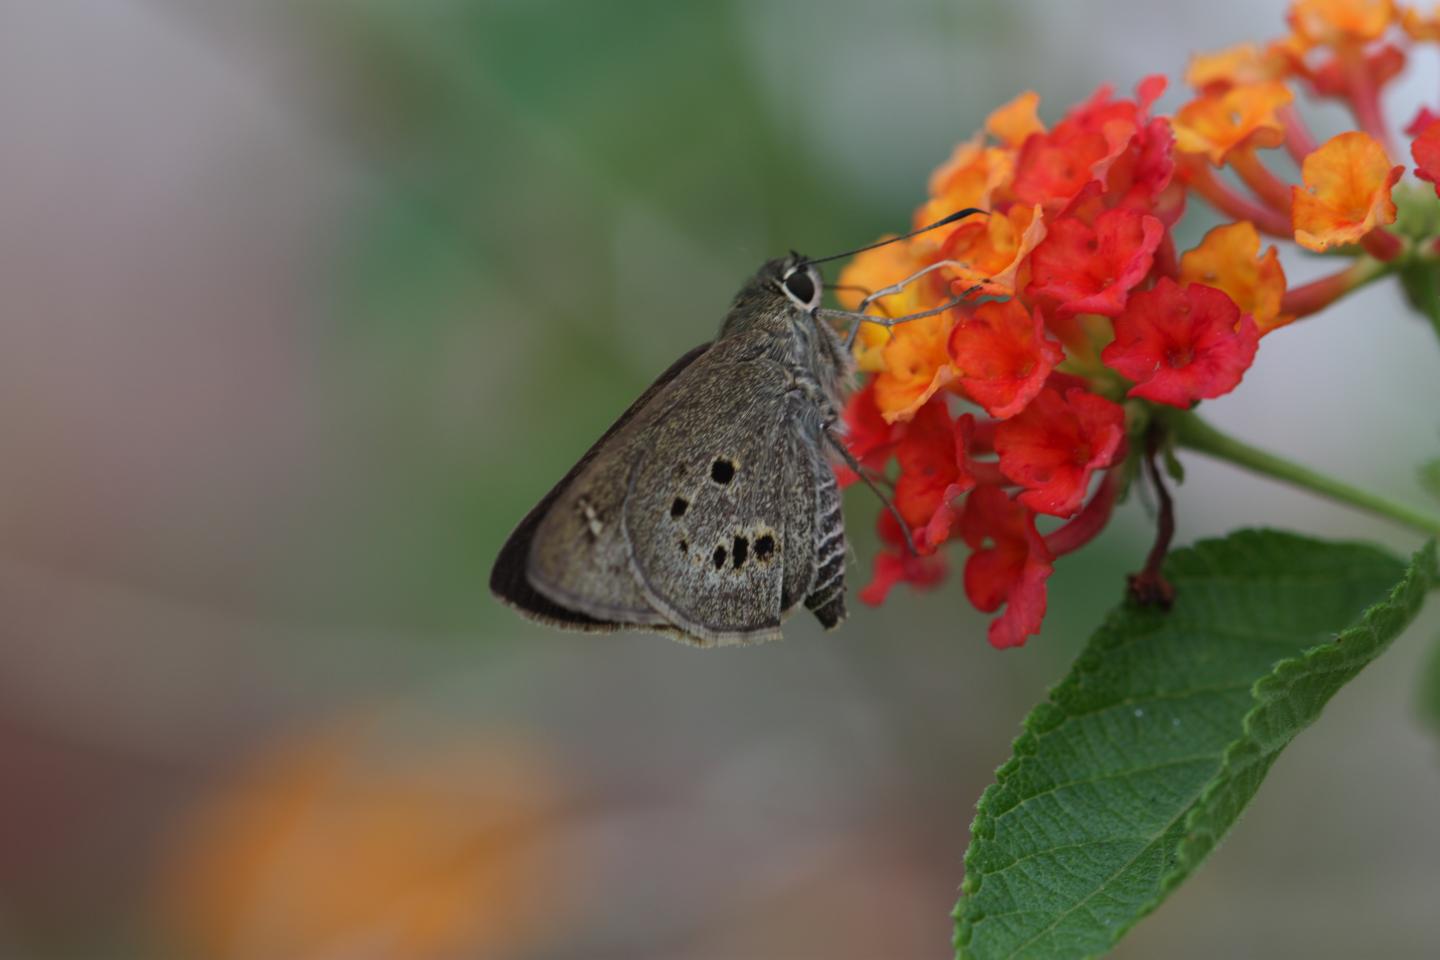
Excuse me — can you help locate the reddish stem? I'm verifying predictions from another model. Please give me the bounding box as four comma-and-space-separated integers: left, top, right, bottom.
1340, 47, 1397, 159
1279, 270, 1350, 318
1229, 146, 1293, 213
1152, 231, 1179, 280
1278, 103, 1319, 166
968, 459, 1007, 487
968, 418, 997, 452
1279, 257, 1388, 317
1128, 427, 1176, 608
1360, 227, 1403, 261
1045, 465, 1123, 557
1182, 160, 1293, 237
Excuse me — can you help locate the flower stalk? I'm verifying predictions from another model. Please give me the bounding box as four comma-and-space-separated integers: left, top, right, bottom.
1182, 160, 1294, 236
1279, 256, 1391, 317
1166, 410, 1440, 537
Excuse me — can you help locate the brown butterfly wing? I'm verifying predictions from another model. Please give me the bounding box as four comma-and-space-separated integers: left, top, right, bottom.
622, 346, 834, 645
488, 343, 710, 632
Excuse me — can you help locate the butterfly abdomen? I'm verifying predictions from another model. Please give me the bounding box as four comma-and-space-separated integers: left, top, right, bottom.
801, 449, 848, 630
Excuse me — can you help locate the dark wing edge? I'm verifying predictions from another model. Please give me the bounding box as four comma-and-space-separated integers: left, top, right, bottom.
489, 342, 712, 632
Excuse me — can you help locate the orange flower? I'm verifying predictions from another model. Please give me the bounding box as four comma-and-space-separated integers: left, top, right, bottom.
873, 313, 957, 422
156, 723, 564, 960
1291, 131, 1402, 251
986, 91, 1045, 148
837, 238, 927, 373
1288, 0, 1396, 45
837, 240, 957, 420
1172, 82, 1293, 165
937, 202, 1047, 296
917, 137, 1014, 244
1179, 222, 1292, 333
1185, 43, 1290, 91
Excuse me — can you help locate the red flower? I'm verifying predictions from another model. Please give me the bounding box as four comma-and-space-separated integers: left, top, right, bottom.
994, 382, 1126, 518
1411, 114, 1440, 197
859, 510, 949, 606
1406, 106, 1440, 137
1102, 277, 1259, 407
1027, 206, 1165, 317
919, 414, 985, 549
1106, 116, 1182, 219
948, 299, 1065, 419
893, 398, 976, 548
837, 380, 898, 488
961, 485, 1054, 649
1011, 78, 1166, 210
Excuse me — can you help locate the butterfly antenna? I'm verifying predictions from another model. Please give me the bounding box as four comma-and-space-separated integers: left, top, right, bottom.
803, 208, 986, 267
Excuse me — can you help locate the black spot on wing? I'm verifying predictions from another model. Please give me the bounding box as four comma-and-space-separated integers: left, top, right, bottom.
754, 533, 775, 560
732, 535, 748, 568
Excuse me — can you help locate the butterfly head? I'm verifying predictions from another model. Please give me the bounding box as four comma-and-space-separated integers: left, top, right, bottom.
741, 252, 821, 313
776, 252, 822, 312
723, 254, 822, 333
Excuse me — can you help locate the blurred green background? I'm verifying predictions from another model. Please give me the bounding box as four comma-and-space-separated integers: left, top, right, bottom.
2, 1, 1439, 957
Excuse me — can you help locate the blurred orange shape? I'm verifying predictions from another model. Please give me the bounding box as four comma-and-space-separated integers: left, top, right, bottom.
985, 92, 1045, 148
1402, 4, 1440, 40
1288, 0, 1396, 44
916, 137, 1014, 243
155, 722, 564, 960
1291, 131, 1402, 251
1185, 43, 1290, 91
1179, 221, 1292, 334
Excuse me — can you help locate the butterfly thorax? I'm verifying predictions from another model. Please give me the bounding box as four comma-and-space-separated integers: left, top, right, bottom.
718, 256, 852, 418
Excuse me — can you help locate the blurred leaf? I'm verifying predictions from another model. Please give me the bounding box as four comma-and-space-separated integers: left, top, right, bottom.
1421, 632, 1440, 739
1421, 458, 1440, 503
1161, 443, 1185, 485
1398, 259, 1440, 342
954, 530, 1436, 960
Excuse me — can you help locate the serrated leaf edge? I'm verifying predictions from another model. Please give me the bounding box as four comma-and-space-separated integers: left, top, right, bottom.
1154, 539, 1437, 900
954, 532, 1436, 960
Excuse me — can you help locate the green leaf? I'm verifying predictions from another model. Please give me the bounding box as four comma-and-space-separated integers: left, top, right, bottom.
954, 529, 1437, 960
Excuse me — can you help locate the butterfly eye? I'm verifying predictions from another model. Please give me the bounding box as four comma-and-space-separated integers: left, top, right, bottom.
783, 269, 816, 305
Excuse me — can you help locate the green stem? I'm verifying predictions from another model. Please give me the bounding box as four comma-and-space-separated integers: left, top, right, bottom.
1166, 410, 1440, 538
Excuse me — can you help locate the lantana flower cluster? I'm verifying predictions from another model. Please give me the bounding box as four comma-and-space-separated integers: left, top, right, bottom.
841, 0, 1440, 648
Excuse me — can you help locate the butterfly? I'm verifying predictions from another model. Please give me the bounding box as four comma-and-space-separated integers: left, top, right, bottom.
490, 211, 983, 647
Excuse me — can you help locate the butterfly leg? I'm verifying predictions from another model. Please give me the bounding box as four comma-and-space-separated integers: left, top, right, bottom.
824, 430, 918, 558
855, 260, 967, 314
822, 282, 987, 351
